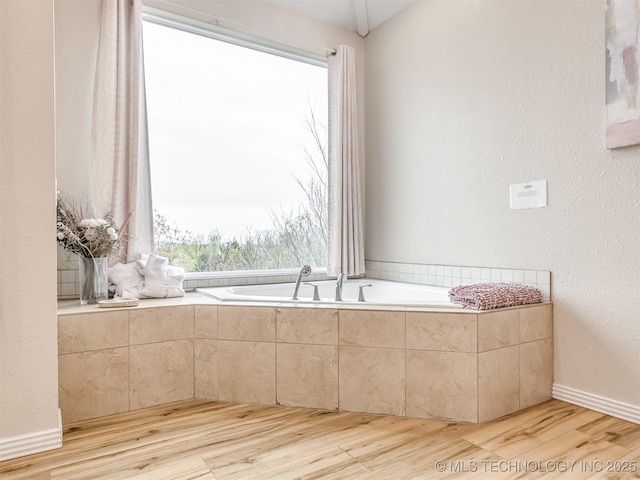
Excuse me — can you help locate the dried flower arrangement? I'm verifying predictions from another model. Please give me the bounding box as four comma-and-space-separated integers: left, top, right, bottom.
56, 193, 127, 259
56, 193, 129, 304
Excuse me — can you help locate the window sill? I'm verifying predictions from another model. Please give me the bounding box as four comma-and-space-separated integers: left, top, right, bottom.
182, 267, 328, 290
184, 267, 327, 280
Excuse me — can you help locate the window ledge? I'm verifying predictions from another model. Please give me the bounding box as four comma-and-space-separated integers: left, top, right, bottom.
184, 267, 327, 281
182, 267, 329, 290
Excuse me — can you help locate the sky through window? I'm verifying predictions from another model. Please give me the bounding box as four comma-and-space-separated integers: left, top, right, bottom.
142, 21, 328, 241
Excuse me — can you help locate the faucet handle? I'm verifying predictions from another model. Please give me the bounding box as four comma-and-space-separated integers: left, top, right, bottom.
358, 284, 373, 302
303, 282, 320, 301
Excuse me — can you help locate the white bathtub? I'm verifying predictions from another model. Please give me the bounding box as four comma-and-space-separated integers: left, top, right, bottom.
197, 278, 460, 308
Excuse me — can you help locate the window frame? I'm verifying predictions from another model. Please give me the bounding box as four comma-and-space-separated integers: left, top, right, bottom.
142, 7, 329, 69
141, 6, 330, 284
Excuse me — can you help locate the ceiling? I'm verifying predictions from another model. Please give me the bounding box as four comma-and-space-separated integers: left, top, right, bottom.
266, 0, 414, 37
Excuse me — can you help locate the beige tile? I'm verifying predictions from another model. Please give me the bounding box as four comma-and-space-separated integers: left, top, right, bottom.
130, 340, 194, 410
520, 338, 553, 409
478, 345, 520, 422
478, 309, 519, 352
59, 347, 129, 423
218, 340, 275, 404
276, 308, 338, 345
276, 343, 338, 410
58, 311, 129, 354
218, 306, 276, 342
406, 350, 477, 423
130, 306, 194, 345
195, 305, 218, 339
339, 346, 405, 416
519, 304, 553, 343
195, 339, 218, 401
406, 312, 477, 352
339, 310, 405, 348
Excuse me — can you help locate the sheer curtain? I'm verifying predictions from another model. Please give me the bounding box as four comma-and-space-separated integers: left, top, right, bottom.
327, 45, 365, 277
91, 0, 152, 263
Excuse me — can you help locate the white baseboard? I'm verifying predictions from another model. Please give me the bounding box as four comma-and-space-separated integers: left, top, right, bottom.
553, 383, 640, 425
0, 409, 62, 462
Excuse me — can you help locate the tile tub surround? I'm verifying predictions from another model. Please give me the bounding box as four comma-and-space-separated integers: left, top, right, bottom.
57, 299, 553, 424
365, 260, 552, 301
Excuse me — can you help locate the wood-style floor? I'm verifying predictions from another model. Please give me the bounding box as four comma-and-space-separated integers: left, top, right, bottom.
1, 399, 639, 479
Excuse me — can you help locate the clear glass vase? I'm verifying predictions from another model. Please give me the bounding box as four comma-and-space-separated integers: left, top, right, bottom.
79, 256, 108, 305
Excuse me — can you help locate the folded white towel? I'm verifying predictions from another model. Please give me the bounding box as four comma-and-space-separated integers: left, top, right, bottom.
135, 253, 149, 277
108, 253, 186, 299
135, 260, 145, 277
107, 261, 144, 299
139, 254, 185, 298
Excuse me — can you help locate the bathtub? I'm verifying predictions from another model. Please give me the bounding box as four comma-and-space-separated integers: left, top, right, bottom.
197, 278, 461, 308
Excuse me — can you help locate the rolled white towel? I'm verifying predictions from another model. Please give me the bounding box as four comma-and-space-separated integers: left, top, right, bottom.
139, 254, 185, 298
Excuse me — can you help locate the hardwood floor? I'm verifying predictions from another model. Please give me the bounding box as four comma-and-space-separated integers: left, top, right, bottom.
1, 399, 639, 479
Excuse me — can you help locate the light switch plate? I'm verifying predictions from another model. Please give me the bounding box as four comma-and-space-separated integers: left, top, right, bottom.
510, 180, 547, 209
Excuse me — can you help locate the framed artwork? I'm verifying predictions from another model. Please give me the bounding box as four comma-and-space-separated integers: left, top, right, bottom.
605, 0, 640, 149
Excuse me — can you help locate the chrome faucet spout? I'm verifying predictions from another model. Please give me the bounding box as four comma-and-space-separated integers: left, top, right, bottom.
291, 265, 312, 300
335, 273, 346, 301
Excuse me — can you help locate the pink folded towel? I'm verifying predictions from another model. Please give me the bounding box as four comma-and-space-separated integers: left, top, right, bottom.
448, 283, 543, 310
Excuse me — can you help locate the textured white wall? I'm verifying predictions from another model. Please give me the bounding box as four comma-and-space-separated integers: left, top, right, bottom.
54, 0, 102, 203
365, 0, 640, 407
0, 0, 59, 451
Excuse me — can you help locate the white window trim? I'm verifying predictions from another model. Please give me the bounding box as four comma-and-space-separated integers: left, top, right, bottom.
142, 6, 329, 68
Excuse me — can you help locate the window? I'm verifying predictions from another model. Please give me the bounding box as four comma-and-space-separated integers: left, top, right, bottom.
142, 18, 328, 274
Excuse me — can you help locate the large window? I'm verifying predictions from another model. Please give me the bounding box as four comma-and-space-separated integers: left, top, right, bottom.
142, 18, 328, 273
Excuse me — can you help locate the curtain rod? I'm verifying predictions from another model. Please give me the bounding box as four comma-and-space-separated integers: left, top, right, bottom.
146, 0, 337, 57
